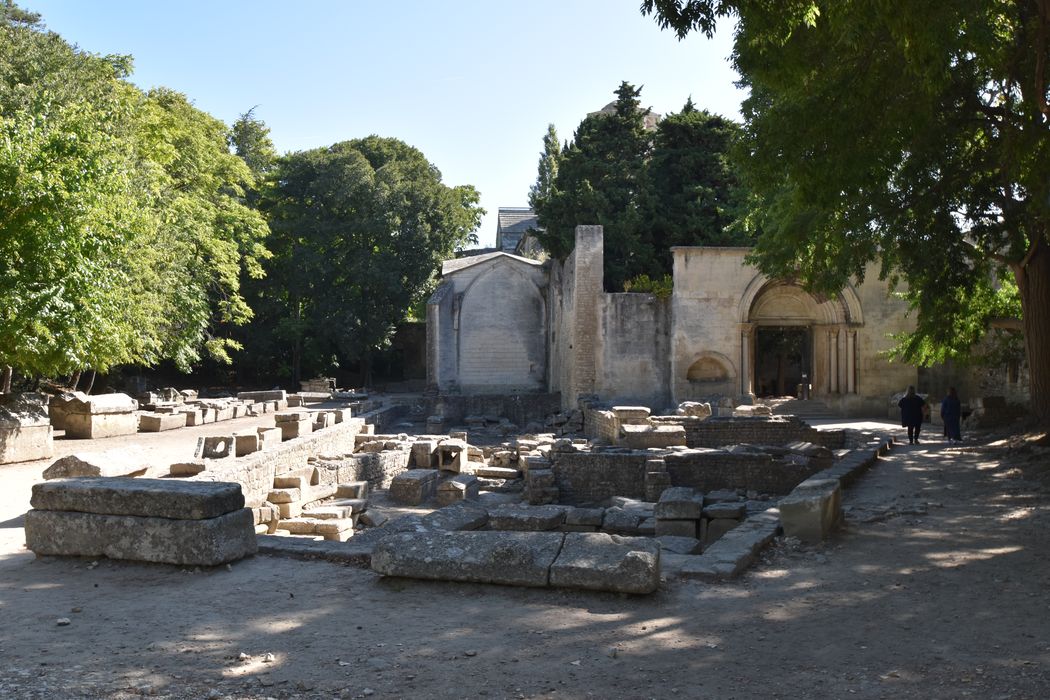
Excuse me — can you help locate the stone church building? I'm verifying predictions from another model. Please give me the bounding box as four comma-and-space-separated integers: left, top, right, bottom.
427, 225, 921, 416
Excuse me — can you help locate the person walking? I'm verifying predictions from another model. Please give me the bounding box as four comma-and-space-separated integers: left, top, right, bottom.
898, 385, 927, 444
941, 387, 963, 444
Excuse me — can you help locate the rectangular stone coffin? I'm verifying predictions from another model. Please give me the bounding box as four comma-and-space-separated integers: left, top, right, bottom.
24, 508, 256, 566
779, 479, 842, 543
237, 390, 287, 403
1, 395, 53, 464
436, 474, 480, 506
63, 393, 138, 439
31, 477, 245, 520
371, 531, 564, 587
139, 412, 187, 432
388, 469, 439, 505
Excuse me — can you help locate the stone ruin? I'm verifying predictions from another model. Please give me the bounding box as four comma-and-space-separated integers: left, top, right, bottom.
0, 393, 53, 464
25, 391, 894, 594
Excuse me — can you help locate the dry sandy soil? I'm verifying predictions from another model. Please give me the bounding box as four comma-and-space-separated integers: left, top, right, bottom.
1, 416, 1049, 699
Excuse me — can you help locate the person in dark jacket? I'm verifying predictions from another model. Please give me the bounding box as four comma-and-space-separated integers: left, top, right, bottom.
941, 387, 962, 444
898, 385, 926, 444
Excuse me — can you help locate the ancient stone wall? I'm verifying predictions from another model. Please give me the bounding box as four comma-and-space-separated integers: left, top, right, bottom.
195, 418, 366, 507
650, 416, 844, 449
552, 452, 649, 503
662, 451, 820, 495
596, 293, 671, 408
426, 393, 561, 429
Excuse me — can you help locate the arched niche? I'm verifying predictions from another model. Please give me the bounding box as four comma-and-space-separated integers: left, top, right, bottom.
682, 351, 736, 399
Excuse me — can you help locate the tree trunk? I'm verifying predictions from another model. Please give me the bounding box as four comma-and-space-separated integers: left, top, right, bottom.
85, 369, 96, 395
1015, 234, 1050, 424
1, 365, 11, 394
69, 370, 82, 391
292, 298, 303, 390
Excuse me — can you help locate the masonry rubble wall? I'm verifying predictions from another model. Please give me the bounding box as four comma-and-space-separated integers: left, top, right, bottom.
596, 293, 671, 408
662, 450, 821, 495
649, 415, 844, 449
427, 393, 561, 429
191, 418, 366, 507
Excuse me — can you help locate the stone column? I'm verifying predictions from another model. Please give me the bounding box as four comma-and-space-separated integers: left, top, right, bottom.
740, 325, 754, 396
829, 329, 840, 394
846, 329, 857, 393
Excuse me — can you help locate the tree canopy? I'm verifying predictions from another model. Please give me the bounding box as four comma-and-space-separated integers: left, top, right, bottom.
0, 6, 269, 379
642, 0, 1050, 420
237, 136, 483, 384
532, 82, 749, 291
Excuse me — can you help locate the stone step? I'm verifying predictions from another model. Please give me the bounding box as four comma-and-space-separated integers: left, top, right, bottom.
473, 466, 522, 480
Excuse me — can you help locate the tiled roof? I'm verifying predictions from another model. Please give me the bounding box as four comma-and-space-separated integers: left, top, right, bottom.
497, 207, 538, 235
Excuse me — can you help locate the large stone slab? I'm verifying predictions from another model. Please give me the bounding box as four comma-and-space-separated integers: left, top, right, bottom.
237, 390, 287, 403
549, 533, 661, 594
779, 479, 842, 543
371, 531, 564, 587
388, 469, 439, 505
488, 504, 567, 531
24, 508, 256, 566
42, 451, 150, 480
139, 413, 186, 432
419, 500, 489, 531
655, 487, 704, 520
31, 477, 245, 520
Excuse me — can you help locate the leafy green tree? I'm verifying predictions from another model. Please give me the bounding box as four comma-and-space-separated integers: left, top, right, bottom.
640, 98, 750, 271
0, 5, 269, 379
642, 1, 1050, 421
243, 136, 482, 385
528, 123, 561, 214
535, 82, 654, 291
230, 107, 277, 205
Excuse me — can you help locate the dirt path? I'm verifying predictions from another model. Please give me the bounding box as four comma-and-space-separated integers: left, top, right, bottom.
2, 428, 1049, 699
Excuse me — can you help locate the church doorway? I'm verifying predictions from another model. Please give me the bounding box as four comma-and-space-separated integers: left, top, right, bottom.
754, 326, 811, 398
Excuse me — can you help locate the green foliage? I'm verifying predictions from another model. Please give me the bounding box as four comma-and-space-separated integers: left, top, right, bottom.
0, 7, 270, 377
532, 82, 749, 291
239, 136, 483, 382
644, 0, 1050, 418
623, 273, 674, 298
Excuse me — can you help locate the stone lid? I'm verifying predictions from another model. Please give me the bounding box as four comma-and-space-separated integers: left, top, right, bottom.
66, 393, 137, 415
0, 394, 50, 427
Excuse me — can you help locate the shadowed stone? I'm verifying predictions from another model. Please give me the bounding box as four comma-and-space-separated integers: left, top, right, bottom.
549, 532, 661, 594
43, 451, 150, 480
488, 504, 567, 531
24, 508, 256, 566
371, 531, 564, 587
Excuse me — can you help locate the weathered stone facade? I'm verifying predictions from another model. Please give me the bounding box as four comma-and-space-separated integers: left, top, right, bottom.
429, 225, 923, 416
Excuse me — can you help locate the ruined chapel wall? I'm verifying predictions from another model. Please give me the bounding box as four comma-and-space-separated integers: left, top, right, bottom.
595, 293, 671, 408
670, 248, 751, 404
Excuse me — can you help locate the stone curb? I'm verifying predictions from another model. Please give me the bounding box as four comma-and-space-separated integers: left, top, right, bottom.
256, 535, 373, 567
668, 432, 895, 582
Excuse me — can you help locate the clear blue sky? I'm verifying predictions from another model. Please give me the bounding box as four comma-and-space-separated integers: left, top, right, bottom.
26, 1, 745, 248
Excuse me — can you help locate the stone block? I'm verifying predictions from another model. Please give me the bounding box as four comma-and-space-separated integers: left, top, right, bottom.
411, 439, 439, 468
237, 390, 287, 403
31, 477, 245, 520
420, 500, 489, 531
64, 409, 139, 439
137, 413, 184, 432
657, 535, 702, 555
336, 481, 369, 499
42, 451, 149, 480
278, 501, 303, 518
655, 487, 704, 520
0, 395, 54, 464
359, 509, 388, 528
267, 487, 301, 504
549, 533, 660, 594
474, 466, 520, 479
178, 408, 204, 426
638, 516, 656, 536
655, 519, 698, 539
565, 507, 604, 527
371, 531, 564, 587
437, 474, 480, 506
437, 438, 467, 473
195, 435, 236, 460
704, 517, 740, 546
256, 427, 282, 451
388, 469, 439, 505
779, 479, 842, 543
601, 507, 643, 535
279, 419, 313, 441
24, 508, 257, 566
676, 401, 712, 419
704, 502, 746, 519
621, 424, 687, 449
170, 461, 206, 476
705, 489, 742, 504
234, 432, 261, 457
274, 410, 313, 423
611, 406, 651, 425
488, 504, 567, 531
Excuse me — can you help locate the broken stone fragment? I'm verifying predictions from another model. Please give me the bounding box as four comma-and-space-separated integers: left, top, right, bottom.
43, 451, 150, 480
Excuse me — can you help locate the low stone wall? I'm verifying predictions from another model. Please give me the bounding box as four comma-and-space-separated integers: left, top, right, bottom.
650, 416, 844, 449
311, 450, 412, 491
426, 393, 561, 428
194, 418, 366, 507
553, 452, 649, 504
584, 409, 620, 444
663, 450, 820, 495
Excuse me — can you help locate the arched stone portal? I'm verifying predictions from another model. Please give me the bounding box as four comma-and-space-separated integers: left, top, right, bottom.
738, 277, 862, 399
